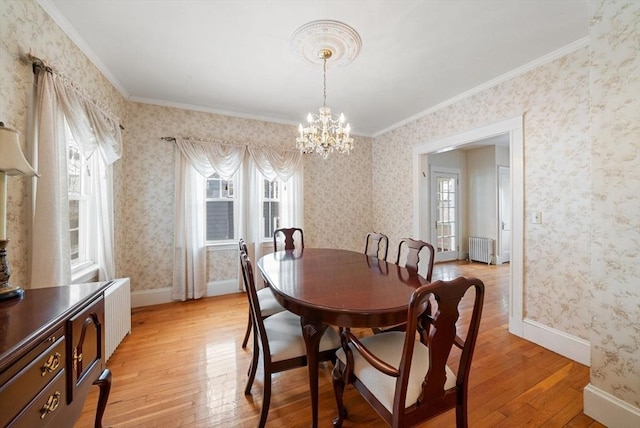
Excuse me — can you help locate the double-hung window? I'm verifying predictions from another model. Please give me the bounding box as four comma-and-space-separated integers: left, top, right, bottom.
206, 172, 236, 242
66, 125, 95, 273
262, 178, 280, 240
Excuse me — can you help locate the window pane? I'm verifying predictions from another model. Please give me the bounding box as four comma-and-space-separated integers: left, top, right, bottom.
263, 201, 279, 238
69, 200, 79, 229
206, 179, 220, 198
68, 143, 81, 194
206, 201, 234, 240
70, 230, 79, 262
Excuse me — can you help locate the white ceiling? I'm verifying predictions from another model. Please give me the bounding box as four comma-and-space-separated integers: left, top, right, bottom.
39, 0, 588, 137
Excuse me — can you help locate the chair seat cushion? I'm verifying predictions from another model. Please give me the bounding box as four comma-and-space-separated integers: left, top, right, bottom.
263, 311, 341, 363
335, 331, 456, 412
257, 287, 284, 317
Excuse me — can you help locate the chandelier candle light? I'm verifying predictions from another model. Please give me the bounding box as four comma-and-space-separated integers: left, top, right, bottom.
291, 20, 361, 160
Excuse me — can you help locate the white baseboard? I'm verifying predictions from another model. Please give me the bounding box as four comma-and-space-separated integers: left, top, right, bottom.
206, 279, 240, 296
131, 280, 240, 308
131, 287, 173, 308
522, 318, 590, 366
584, 384, 640, 428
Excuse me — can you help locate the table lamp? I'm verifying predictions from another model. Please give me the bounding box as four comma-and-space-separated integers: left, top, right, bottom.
0, 122, 38, 302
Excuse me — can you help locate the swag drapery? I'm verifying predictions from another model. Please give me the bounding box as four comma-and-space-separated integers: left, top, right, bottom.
30, 59, 122, 287
173, 138, 303, 301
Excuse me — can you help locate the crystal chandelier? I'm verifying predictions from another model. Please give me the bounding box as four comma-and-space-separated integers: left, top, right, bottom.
296, 48, 354, 160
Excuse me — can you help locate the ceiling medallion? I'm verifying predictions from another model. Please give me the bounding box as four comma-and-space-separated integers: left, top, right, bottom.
291, 20, 361, 159
290, 20, 362, 68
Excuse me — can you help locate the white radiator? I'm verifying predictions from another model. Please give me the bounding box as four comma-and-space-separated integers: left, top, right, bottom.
469, 237, 493, 265
105, 278, 132, 362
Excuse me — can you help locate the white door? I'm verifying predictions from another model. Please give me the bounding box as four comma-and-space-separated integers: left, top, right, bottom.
431, 171, 459, 262
498, 166, 511, 263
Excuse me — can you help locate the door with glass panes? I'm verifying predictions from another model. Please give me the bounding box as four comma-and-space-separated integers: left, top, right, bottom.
431, 171, 459, 262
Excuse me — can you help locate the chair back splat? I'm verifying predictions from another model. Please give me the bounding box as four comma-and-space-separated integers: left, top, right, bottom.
332, 276, 485, 428
364, 232, 389, 261
396, 238, 435, 281
273, 227, 304, 250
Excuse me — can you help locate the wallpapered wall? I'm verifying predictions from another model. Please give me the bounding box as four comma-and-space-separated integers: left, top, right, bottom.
371, 0, 638, 409
588, 0, 639, 408
124, 102, 373, 290
1, 0, 637, 412
375, 48, 592, 337
0, 0, 128, 288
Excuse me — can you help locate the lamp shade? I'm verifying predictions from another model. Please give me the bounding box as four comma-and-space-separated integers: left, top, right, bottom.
0, 125, 38, 176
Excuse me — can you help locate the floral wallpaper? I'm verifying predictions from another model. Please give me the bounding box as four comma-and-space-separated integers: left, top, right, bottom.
2, 0, 637, 414
375, 49, 593, 338
0, 0, 127, 287
588, 0, 639, 408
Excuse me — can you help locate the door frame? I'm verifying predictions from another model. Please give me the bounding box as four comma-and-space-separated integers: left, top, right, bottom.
413, 115, 524, 337
497, 165, 511, 264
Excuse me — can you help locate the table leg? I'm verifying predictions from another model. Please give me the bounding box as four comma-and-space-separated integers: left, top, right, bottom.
300, 317, 329, 428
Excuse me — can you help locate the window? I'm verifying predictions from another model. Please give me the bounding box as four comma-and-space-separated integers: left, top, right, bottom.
263, 179, 280, 239
66, 128, 92, 268
206, 173, 235, 241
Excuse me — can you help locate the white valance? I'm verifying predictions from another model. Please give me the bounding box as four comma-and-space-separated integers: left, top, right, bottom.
50, 71, 122, 165
175, 139, 245, 179
175, 139, 302, 183
248, 146, 302, 182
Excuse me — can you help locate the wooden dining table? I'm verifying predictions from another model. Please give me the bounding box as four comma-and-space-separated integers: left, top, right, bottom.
257, 248, 429, 427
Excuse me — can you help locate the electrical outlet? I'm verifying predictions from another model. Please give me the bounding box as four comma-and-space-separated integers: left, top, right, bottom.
531, 212, 542, 224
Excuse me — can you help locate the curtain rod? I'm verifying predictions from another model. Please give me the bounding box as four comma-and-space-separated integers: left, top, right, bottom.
161, 136, 298, 153
28, 53, 125, 131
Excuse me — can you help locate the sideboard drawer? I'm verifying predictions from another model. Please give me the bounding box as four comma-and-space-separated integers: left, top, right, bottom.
0, 329, 65, 427
8, 369, 66, 428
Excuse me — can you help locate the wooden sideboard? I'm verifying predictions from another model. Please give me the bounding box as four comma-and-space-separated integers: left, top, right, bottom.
0, 281, 113, 428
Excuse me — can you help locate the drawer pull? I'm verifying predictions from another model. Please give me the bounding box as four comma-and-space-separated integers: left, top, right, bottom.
41, 352, 61, 376
40, 391, 61, 419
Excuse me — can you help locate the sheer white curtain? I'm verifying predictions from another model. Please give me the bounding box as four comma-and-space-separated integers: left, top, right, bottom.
246, 147, 303, 284
30, 65, 122, 287
173, 139, 244, 300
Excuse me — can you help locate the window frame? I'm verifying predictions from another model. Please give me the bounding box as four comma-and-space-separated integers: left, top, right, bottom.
65, 124, 98, 280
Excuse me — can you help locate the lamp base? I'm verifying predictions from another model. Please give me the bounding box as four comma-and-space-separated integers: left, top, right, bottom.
0, 239, 24, 302
0, 283, 24, 302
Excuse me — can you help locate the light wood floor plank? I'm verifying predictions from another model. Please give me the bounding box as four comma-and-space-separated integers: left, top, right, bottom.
75, 261, 603, 427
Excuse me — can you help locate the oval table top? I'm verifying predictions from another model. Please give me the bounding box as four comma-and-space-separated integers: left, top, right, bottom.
257, 248, 428, 328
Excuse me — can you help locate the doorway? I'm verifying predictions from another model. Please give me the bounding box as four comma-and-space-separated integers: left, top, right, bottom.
412, 116, 524, 337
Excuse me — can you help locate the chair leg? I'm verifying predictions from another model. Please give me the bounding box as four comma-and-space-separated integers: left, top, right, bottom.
257, 371, 271, 428
455, 392, 468, 428
245, 332, 259, 395
242, 314, 253, 348
332, 364, 348, 427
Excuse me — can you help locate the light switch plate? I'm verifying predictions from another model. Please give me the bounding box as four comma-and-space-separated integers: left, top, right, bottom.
532, 212, 542, 224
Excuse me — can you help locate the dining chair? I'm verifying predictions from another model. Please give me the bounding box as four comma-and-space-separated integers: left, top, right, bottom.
396, 238, 435, 281
273, 227, 304, 250
364, 232, 389, 260
332, 276, 485, 428
239, 239, 284, 349
240, 251, 341, 428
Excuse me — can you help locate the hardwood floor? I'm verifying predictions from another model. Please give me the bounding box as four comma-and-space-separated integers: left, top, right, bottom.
76, 261, 603, 427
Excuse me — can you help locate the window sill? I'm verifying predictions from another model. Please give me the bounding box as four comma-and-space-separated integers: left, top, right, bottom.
71, 262, 99, 284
